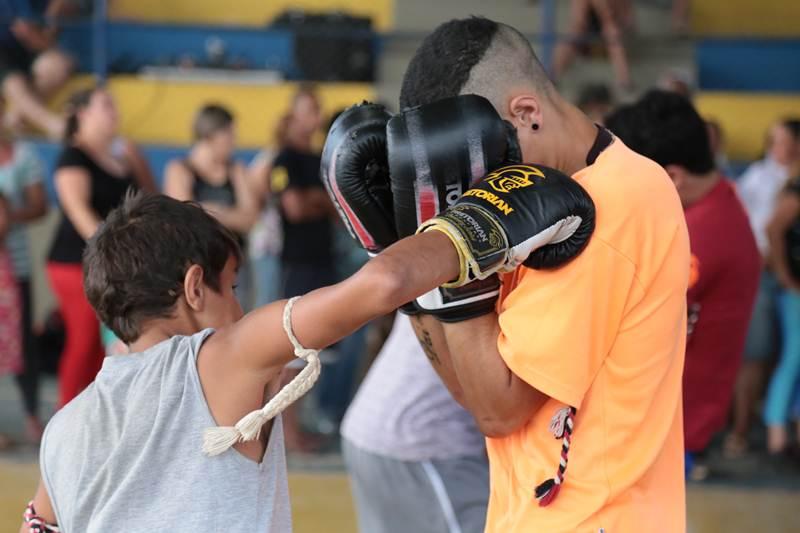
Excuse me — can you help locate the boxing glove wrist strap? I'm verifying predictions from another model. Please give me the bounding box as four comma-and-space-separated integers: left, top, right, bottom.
418, 204, 510, 287
416, 276, 501, 323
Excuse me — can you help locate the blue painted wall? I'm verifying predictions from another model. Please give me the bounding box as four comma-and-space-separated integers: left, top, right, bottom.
698, 39, 800, 92
58, 21, 296, 76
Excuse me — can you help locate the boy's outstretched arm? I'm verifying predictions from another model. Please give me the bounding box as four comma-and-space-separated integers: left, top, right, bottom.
221, 229, 459, 375
197, 230, 458, 458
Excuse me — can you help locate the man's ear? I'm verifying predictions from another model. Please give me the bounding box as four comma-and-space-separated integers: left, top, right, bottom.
664, 164, 687, 189
507, 94, 543, 131
183, 264, 205, 312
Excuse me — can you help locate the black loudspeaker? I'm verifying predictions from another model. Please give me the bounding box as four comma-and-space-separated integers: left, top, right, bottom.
271, 10, 376, 82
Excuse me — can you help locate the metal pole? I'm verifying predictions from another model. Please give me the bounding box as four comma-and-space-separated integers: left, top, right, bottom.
92, 0, 108, 82
539, 0, 557, 75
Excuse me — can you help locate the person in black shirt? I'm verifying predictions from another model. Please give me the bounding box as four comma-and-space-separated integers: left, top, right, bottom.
271, 87, 334, 299
46, 86, 156, 407
270, 85, 335, 450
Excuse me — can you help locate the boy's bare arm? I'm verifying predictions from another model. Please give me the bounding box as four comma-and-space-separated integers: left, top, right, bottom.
206, 230, 459, 381
196, 231, 456, 452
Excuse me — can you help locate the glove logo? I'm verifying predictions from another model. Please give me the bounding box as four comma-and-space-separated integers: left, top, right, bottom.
484, 164, 545, 194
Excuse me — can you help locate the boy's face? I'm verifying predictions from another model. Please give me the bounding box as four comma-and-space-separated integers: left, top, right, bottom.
197, 255, 244, 330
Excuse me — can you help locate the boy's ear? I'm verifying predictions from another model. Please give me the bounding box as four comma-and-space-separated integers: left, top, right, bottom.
183, 264, 205, 311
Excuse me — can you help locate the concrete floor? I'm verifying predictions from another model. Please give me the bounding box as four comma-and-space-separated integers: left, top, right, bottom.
3, 460, 800, 532
2, 376, 799, 532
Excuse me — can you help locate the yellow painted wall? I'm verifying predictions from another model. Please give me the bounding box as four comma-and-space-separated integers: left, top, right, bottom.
695, 92, 800, 161
54, 77, 375, 147
691, 0, 800, 36
109, 0, 394, 31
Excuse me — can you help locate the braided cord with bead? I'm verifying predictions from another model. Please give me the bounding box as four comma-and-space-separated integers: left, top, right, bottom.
534, 406, 577, 507
202, 297, 321, 456
24, 500, 60, 532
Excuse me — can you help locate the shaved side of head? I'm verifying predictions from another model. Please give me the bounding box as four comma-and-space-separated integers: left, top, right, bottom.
459, 23, 553, 112
400, 18, 553, 111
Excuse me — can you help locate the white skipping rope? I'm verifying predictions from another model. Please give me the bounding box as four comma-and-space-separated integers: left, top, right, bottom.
202, 296, 321, 456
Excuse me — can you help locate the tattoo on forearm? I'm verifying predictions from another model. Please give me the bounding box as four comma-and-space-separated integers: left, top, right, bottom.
414, 317, 441, 366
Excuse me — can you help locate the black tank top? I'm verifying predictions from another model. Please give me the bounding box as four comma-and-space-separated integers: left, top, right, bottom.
184, 160, 245, 245
48, 146, 135, 264
185, 160, 236, 207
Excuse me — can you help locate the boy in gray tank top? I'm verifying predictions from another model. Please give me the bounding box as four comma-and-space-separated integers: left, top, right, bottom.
19, 193, 481, 532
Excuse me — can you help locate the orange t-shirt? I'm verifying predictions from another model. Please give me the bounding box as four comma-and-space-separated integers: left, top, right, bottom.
487, 139, 690, 533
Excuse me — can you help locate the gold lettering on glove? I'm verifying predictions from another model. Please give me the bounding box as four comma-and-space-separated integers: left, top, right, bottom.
463, 189, 514, 215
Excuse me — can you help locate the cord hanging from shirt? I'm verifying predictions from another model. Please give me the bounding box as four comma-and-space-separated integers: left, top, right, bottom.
202, 296, 321, 456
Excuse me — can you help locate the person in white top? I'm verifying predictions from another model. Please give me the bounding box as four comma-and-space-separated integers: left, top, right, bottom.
728, 118, 800, 456
341, 314, 489, 533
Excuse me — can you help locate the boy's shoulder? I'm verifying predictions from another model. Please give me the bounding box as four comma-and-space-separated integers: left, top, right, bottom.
43, 330, 215, 442
40, 330, 216, 468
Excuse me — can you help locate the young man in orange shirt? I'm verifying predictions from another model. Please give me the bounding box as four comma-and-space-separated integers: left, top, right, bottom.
395, 18, 690, 532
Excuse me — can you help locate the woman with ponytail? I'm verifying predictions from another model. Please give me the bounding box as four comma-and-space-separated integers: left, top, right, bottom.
46, 87, 155, 407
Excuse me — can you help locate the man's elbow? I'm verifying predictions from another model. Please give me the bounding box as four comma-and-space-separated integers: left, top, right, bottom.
475, 414, 527, 439
473, 400, 540, 438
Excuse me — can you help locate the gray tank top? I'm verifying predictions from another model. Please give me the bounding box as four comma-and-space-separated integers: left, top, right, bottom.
40, 329, 292, 532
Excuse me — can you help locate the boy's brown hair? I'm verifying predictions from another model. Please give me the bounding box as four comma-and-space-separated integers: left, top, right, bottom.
83, 192, 242, 343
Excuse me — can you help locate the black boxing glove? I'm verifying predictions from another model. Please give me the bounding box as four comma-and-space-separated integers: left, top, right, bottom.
321, 102, 395, 255
387, 94, 521, 238
386, 94, 520, 321
418, 164, 595, 286
320, 102, 419, 315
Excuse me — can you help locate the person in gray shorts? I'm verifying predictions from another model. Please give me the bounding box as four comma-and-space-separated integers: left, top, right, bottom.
341, 314, 489, 533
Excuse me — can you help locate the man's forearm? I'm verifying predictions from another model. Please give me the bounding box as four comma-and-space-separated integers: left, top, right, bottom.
442, 314, 547, 437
